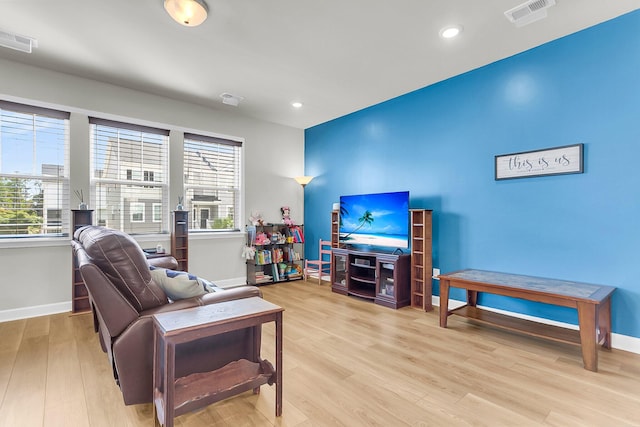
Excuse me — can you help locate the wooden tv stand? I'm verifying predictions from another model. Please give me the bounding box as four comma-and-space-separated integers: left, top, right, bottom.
330, 248, 410, 309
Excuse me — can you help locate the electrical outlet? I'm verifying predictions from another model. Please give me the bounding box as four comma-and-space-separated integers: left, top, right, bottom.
433, 268, 440, 279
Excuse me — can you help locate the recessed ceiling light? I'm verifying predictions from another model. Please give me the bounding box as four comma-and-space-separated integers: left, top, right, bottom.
439, 25, 463, 39
291, 101, 303, 109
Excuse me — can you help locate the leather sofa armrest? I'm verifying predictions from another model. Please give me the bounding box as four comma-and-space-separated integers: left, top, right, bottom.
199, 285, 263, 304
140, 286, 263, 316
147, 255, 179, 270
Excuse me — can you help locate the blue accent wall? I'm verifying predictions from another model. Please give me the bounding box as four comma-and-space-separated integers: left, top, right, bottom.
303, 10, 640, 339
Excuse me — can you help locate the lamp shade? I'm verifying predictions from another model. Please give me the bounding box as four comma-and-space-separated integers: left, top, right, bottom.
164, 0, 208, 27
294, 176, 314, 187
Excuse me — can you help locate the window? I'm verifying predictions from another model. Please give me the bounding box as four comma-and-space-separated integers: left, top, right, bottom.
130, 202, 145, 223
183, 133, 241, 231
90, 117, 168, 234
152, 203, 162, 223
0, 101, 70, 238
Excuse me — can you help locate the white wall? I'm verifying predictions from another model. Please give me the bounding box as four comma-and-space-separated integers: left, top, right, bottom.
0, 58, 305, 319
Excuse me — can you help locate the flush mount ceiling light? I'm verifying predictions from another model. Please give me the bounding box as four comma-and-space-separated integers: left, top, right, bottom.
439, 25, 463, 39
220, 92, 244, 106
291, 101, 303, 109
164, 0, 209, 27
0, 29, 38, 53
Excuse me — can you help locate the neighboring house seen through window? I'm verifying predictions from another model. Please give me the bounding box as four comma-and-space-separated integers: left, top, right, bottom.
90, 117, 169, 234
183, 133, 241, 232
0, 101, 70, 238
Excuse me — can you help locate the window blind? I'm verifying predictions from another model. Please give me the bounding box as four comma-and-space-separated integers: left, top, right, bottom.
183, 133, 242, 231
89, 117, 169, 234
0, 101, 70, 237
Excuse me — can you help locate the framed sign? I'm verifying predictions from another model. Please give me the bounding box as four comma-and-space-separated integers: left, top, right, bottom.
495, 143, 583, 180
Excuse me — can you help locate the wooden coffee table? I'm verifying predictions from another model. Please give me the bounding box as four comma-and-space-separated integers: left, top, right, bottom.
152, 297, 283, 427
438, 269, 615, 372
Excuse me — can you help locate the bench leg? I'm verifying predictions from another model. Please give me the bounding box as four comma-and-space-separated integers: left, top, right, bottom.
467, 290, 478, 307
577, 301, 598, 372
439, 280, 450, 328
598, 298, 612, 350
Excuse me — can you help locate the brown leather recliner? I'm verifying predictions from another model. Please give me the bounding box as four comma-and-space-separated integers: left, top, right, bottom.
71, 225, 263, 405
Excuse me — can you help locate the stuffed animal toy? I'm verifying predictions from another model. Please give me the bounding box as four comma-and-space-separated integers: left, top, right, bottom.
241, 246, 256, 260
280, 206, 293, 226
255, 232, 270, 245
249, 211, 264, 226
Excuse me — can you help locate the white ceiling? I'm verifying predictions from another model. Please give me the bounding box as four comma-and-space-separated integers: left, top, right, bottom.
1, 1, 638, 129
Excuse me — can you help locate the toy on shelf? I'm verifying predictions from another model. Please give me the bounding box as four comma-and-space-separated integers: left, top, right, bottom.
249, 212, 264, 226
281, 206, 293, 226
255, 232, 270, 245
242, 246, 256, 260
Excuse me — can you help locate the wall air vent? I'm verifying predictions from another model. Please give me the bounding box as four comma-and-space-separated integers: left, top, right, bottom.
0, 29, 38, 53
505, 0, 556, 27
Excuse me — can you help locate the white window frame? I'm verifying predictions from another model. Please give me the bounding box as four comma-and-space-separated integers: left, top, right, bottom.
0, 100, 70, 239
89, 117, 169, 234
183, 133, 242, 232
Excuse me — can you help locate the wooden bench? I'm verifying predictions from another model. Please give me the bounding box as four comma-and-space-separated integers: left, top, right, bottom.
438, 269, 615, 372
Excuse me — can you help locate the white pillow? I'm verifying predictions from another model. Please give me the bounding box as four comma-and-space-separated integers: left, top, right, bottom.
150, 267, 207, 301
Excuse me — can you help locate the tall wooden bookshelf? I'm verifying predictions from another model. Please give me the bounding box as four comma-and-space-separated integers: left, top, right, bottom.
171, 210, 189, 271
410, 209, 433, 311
331, 210, 340, 248
71, 209, 93, 313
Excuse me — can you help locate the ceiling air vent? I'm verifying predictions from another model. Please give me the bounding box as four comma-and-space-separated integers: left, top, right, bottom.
505, 0, 556, 27
220, 93, 244, 107
0, 29, 38, 53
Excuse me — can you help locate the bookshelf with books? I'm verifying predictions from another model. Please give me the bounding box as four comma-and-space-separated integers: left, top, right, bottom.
246, 223, 305, 285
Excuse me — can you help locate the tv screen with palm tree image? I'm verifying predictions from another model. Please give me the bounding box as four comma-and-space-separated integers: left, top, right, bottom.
339, 191, 410, 250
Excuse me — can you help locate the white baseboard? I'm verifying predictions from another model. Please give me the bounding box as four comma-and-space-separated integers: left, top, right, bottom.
215, 277, 249, 289
0, 301, 72, 323
304, 272, 331, 282
432, 296, 640, 355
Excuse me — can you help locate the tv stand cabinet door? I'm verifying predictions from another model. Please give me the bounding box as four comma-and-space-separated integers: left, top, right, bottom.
331, 249, 348, 295
375, 254, 410, 309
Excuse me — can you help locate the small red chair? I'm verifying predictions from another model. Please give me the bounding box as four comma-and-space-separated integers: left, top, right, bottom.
304, 239, 332, 284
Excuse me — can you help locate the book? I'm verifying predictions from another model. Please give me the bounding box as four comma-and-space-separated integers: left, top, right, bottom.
290, 226, 304, 243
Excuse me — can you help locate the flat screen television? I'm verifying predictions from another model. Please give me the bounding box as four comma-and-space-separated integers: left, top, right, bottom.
339, 191, 410, 250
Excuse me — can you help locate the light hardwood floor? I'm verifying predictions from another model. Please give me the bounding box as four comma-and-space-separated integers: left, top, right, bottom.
1, 280, 639, 426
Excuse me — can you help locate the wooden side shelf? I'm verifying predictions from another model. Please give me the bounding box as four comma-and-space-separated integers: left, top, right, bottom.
171, 210, 188, 271
71, 209, 93, 314
331, 210, 340, 248
167, 359, 275, 417
410, 209, 433, 311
